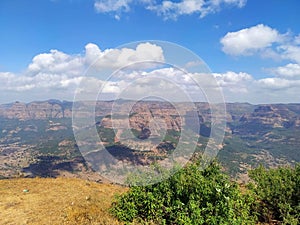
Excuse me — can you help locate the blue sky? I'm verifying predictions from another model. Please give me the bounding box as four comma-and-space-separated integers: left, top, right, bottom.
0, 0, 300, 103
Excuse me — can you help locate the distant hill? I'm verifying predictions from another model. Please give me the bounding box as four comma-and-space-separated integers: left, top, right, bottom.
0, 100, 299, 182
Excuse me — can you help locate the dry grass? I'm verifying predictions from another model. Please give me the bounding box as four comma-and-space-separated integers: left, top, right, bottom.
0, 178, 127, 225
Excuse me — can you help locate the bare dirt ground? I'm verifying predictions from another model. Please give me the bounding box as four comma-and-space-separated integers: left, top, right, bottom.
0, 178, 126, 225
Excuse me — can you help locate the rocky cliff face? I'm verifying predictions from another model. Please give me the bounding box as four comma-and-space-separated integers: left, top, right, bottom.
0, 100, 72, 120
1, 100, 300, 131
232, 104, 300, 136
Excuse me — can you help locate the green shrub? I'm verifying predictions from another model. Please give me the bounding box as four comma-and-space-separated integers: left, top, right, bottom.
248, 164, 300, 224
111, 161, 257, 224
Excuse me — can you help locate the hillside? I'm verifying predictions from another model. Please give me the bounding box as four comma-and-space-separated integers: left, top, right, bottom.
0, 178, 126, 225
0, 100, 300, 182
1, 168, 297, 225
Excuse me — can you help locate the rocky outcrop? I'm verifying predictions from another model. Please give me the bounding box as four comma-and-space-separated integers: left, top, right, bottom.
1, 100, 300, 132
239, 105, 299, 128
0, 100, 72, 120
231, 104, 300, 136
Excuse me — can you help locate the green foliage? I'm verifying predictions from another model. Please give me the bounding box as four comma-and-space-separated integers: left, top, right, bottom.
97, 127, 115, 144
111, 161, 257, 224
248, 164, 300, 224
162, 129, 180, 145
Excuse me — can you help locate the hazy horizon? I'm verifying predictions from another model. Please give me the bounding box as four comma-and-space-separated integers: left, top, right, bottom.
1, 98, 300, 106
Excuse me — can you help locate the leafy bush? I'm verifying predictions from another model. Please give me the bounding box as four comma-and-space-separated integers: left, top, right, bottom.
111, 161, 257, 224
248, 164, 300, 225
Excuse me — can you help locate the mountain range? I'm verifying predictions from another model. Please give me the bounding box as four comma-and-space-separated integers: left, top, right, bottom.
0, 100, 299, 183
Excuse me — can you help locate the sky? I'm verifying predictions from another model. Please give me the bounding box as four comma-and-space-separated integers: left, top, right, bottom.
0, 0, 300, 104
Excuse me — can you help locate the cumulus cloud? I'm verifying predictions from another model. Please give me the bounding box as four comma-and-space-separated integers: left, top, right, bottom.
221, 24, 300, 65
95, 60, 300, 103
0, 42, 165, 103
269, 63, 300, 79
213, 71, 252, 103
213, 71, 253, 93
257, 78, 300, 90
85, 42, 165, 69
82, 67, 224, 102
253, 62, 300, 103
278, 45, 300, 64
1, 39, 299, 104
294, 34, 300, 45
0, 72, 83, 92
220, 24, 281, 55
256, 61, 300, 98
28, 49, 83, 76
94, 0, 247, 19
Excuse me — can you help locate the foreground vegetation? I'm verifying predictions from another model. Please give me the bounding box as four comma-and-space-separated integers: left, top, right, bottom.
249, 165, 300, 224
0, 162, 299, 224
111, 161, 300, 225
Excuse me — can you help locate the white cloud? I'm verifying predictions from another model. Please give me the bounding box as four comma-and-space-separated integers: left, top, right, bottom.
94, 0, 132, 13
1, 39, 300, 104
221, 24, 300, 65
278, 45, 300, 64
255, 61, 300, 101
213, 71, 253, 93
269, 63, 300, 79
259, 48, 282, 61
220, 24, 281, 55
294, 34, 300, 45
85, 42, 164, 69
94, 0, 247, 20
87, 67, 222, 102
28, 49, 83, 76
184, 60, 205, 69
149, 0, 247, 19
107, 66, 300, 103
0, 42, 166, 103
209, 68, 300, 103
147, 0, 205, 20
222, 0, 246, 7
0, 72, 83, 92
257, 78, 300, 90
